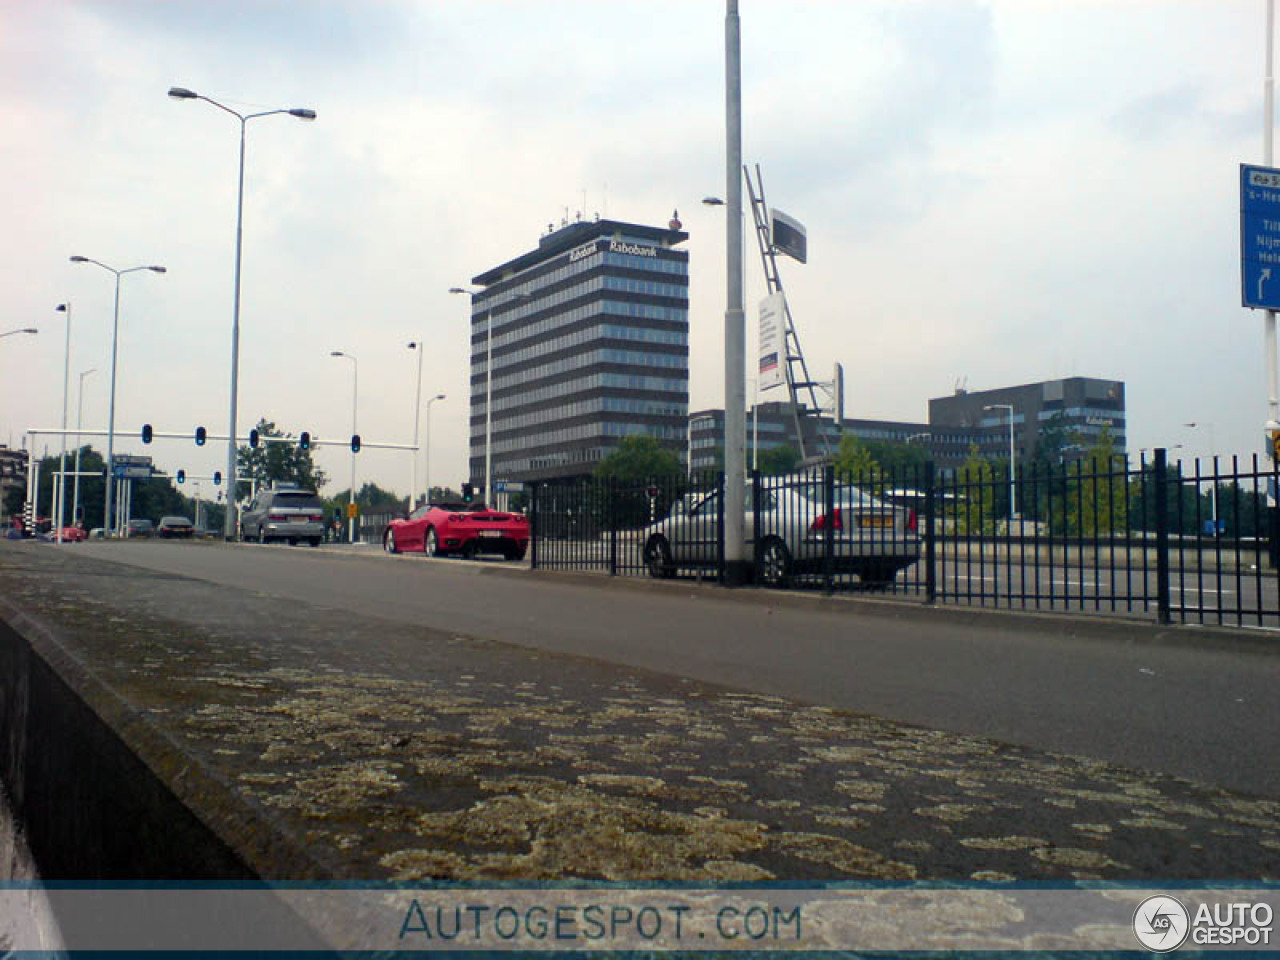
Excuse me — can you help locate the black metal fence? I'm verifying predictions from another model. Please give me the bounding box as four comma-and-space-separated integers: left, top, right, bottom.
530, 449, 1280, 629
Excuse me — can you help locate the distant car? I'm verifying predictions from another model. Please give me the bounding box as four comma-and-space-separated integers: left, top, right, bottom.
156, 516, 195, 539
126, 518, 154, 538
642, 482, 920, 589
239, 485, 326, 546
382, 502, 529, 561
89, 527, 106, 539
57, 526, 88, 542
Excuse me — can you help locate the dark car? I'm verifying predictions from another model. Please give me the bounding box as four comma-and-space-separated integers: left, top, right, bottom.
156, 516, 195, 539
239, 484, 326, 546
126, 518, 154, 538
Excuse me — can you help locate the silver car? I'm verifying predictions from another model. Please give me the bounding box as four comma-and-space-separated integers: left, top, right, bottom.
239, 485, 326, 546
642, 482, 920, 588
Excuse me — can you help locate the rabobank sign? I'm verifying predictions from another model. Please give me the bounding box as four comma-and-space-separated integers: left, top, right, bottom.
609, 240, 657, 257
568, 241, 600, 264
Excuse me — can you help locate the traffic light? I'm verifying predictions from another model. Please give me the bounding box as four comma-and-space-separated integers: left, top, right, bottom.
351, 434, 361, 453
249, 428, 260, 449
141, 424, 153, 444
213, 471, 222, 486
299, 431, 311, 450
176, 469, 185, 484
461, 482, 474, 503
195, 426, 207, 446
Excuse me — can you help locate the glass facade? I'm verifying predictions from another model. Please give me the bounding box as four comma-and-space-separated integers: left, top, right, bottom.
469, 221, 689, 484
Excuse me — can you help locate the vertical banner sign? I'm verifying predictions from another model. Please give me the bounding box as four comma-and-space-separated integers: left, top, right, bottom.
1241, 163, 1280, 309
758, 292, 787, 391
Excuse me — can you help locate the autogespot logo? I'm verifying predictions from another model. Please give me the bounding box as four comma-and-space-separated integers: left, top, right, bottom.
1133, 895, 1191, 953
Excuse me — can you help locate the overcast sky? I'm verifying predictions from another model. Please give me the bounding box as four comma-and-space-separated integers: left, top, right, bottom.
0, 0, 1268, 499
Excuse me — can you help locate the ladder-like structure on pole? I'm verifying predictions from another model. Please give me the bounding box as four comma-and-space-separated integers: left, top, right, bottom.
744, 164, 836, 462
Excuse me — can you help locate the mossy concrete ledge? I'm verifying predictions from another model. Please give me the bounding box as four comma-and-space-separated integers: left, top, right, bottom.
0, 597, 334, 881
1, 542, 1280, 891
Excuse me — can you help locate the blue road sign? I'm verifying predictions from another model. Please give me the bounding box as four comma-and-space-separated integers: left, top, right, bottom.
1241, 163, 1280, 309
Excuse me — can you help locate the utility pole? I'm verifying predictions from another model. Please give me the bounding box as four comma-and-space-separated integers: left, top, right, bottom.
722, 0, 747, 585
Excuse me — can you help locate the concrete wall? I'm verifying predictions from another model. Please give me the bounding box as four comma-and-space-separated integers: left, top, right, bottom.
0, 608, 254, 880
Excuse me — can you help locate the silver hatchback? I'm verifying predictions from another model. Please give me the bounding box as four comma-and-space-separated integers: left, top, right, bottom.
239, 486, 326, 546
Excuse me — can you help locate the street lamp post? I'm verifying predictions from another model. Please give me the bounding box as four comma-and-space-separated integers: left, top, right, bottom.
168, 86, 316, 542
1184, 421, 1219, 532
408, 340, 424, 511
331, 351, 358, 542
722, 0, 747, 586
0, 328, 38, 340
73, 368, 96, 531
54, 303, 71, 543
984, 404, 1016, 519
424, 394, 445, 505
70, 256, 166, 536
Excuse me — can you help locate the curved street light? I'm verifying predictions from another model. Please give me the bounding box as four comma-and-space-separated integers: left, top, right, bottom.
70, 256, 166, 535
168, 85, 316, 541
424, 393, 446, 507
0, 328, 37, 339
984, 403, 1017, 519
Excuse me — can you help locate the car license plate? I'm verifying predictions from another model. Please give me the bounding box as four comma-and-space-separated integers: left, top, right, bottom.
858, 515, 893, 528
479, 530, 502, 538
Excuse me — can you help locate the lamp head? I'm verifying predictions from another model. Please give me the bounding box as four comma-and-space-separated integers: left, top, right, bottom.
21, 328, 37, 335
55, 304, 67, 312
702, 196, 725, 206
168, 87, 198, 100
289, 108, 317, 120
435, 393, 446, 400
448, 287, 469, 296
148, 266, 167, 274
330, 351, 345, 358
69, 256, 89, 263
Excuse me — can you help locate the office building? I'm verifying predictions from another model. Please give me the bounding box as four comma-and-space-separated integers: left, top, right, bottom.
688, 376, 1126, 476
928, 377, 1126, 464
467, 218, 690, 485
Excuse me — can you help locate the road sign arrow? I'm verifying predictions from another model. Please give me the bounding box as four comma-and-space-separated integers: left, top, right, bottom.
1261, 268, 1273, 302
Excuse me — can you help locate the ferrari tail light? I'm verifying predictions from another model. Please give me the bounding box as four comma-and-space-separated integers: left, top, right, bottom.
809, 508, 842, 532
907, 509, 918, 533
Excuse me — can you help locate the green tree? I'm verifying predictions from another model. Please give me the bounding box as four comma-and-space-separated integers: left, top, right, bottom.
831, 435, 881, 481
12, 446, 202, 529
861, 439, 930, 488
1066, 425, 1127, 536
756, 444, 799, 476
954, 444, 998, 535
327, 482, 403, 515
594, 436, 682, 484
236, 419, 328, 501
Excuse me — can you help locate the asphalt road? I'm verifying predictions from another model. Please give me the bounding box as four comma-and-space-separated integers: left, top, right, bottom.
72, 540, 1280, 799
